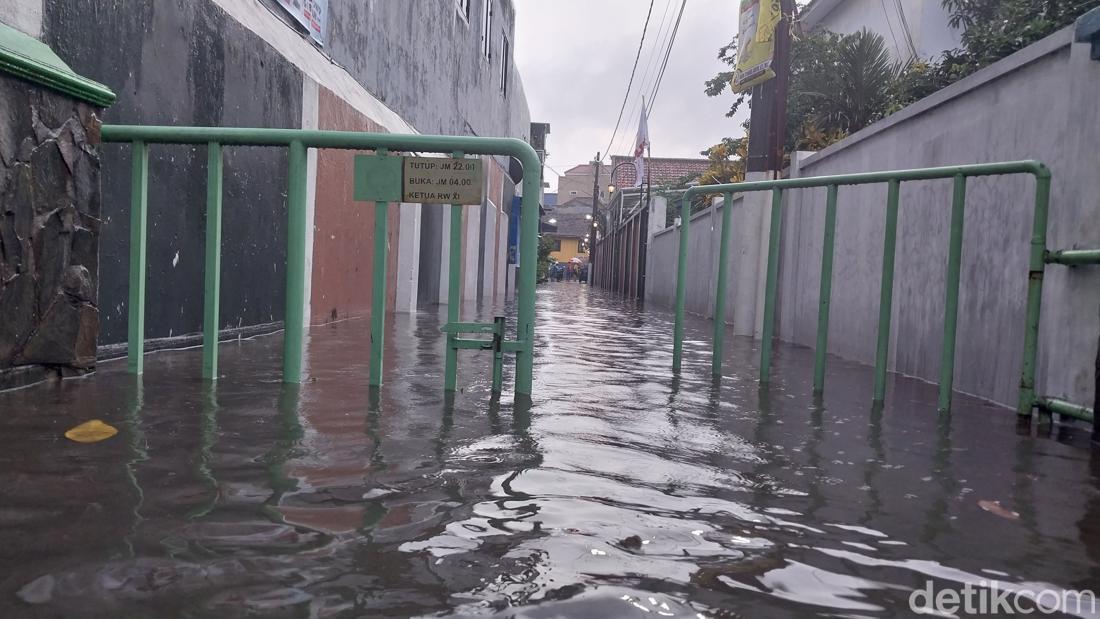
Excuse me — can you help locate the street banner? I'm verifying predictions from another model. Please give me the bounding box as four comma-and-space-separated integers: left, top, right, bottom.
276, 0, 328, 46
732, 0, 781, 92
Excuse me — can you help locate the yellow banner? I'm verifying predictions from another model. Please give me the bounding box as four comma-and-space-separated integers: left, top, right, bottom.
732, 0, 782, 92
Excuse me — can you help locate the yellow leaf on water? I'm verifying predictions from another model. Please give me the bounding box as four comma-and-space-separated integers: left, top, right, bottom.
64, 420, 118, 443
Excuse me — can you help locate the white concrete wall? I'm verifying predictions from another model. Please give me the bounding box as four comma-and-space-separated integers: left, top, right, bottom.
0, 0, 42, 39
801, 0, 962, 61
395, 204, 421, 313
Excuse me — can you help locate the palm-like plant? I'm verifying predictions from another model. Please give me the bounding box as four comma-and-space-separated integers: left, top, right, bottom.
796, 28, 897, 134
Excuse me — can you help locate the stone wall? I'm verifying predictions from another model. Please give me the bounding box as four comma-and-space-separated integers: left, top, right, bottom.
0, 73, 102, 387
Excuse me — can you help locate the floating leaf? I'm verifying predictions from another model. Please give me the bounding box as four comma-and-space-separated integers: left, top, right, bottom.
64, 420, 119, 443
978, 500, 1019, 520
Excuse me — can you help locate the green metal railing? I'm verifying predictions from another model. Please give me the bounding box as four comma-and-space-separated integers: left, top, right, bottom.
101, 125, 541, 398
671, 160, 1098, 420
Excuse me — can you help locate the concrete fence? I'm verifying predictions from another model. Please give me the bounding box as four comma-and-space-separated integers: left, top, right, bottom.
645, 25, 1100, 410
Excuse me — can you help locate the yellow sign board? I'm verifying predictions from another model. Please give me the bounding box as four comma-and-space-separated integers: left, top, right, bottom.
732, 0, 782, 93
403, 157, 484, 205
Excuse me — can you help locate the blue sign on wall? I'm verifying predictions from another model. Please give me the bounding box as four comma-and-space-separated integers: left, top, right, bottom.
508, 195, 522, 265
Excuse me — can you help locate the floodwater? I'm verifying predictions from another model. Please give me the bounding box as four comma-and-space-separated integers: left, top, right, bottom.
1, 284, 1099, 617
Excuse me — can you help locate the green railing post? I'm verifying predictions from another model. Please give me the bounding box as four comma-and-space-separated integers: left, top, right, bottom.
283, 140, 308, 383
759, 188, 784, 384
938, 175, 967, 412
1017, 171, 1052, 417
202, 142, 223, 380
515, 151, 541, 397
127, 140, 149, 375
812, 185, 839, 394
369, 197, 390, 388
873, 180, 901, 403
444, 153, 464, 392
492, 316, 505, 393
672, 194, 690, 372
712, 192, 734, 376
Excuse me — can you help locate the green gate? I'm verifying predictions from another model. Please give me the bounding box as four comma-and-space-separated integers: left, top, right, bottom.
100, 125, 542, 399
671, 161, 1099, 422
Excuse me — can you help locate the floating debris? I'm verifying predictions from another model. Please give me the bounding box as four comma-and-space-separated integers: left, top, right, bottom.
64, 420, 118, 443
978, 500, 1020, 520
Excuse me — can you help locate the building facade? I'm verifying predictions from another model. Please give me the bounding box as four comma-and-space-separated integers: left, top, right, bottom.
557, 163, 611, 206
3, 0, 537, 360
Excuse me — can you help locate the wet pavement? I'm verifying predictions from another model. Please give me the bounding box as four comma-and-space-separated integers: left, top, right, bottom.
1, 283, 1099, 617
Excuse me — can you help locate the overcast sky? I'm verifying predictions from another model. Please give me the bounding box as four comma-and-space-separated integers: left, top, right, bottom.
515, 0, 748, 191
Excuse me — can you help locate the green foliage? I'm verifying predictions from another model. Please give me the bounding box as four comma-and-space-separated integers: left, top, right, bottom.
705, 0, 1100, 152
706, 29, 898, 155
891, 0, 1100, 106
537, 236, 555, 283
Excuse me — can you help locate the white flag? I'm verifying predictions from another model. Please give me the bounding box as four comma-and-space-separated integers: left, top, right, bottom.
632, 102, 650, 188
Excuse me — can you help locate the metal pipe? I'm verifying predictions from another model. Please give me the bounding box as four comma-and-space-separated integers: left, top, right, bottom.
369, 198, 390, 388
668, 160, 1051, 411
1035, 397, 1094, 424
202, 142, 223, 380
1017, 172, 1052, 417
812, 185, 839, 394
873, 180, 901, 403
938, 175, 967, 412
444, 200, 463, 391
492, 316, 505, 393
672, 161, 1047, 198
515, 144, 542, 397
127, 141, 149, 375
1045, 249, 1100, 266
103, 126, 542, 398
672, 194, 690, 372
283, 140, 308, 384
712, 192, 734, 375
759, 188, 784, 384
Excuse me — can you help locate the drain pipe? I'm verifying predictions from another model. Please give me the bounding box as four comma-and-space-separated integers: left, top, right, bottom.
1094, 321, 1099, 443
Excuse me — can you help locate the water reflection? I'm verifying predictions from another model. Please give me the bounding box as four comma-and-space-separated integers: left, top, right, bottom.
0, 285, 1097, 616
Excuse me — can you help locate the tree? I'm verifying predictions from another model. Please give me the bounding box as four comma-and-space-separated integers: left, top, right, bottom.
705, 0, 1100, 153
705, 28, 897, 155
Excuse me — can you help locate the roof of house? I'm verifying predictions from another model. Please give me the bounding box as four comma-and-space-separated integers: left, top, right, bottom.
552, 197, 594, 212
563, 163, 595, 176
609, 156, 710, 188
542, 212, 591, 239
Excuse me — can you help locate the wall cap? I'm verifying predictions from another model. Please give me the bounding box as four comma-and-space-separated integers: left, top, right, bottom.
0, 22, 115, 107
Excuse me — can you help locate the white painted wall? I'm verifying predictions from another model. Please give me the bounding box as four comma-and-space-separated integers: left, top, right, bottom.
0, 0, 42, 39
395, 204, 422, 312
801, 0, 962, 62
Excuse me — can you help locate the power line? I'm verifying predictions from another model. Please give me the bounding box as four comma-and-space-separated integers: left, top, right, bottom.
599, 0, 657, 161
646, 0, 688, 115
611, 0, 682, 158
611, 0, 675, 158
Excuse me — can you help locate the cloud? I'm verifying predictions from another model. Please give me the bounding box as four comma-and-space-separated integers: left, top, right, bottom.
515, 0, 749, 190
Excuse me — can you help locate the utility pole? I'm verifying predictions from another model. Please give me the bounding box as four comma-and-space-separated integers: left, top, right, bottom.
589, 151, 601, 286
746, 0, 795, 175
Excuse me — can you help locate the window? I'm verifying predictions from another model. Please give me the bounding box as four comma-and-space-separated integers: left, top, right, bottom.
456, 0, 470, 22
569, 191, 578, 196
481, 0, 493, 60
550, 239, 562, 252
500, 33, 510, 96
